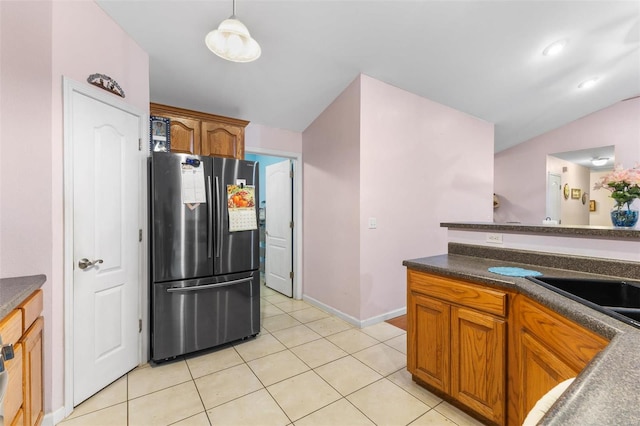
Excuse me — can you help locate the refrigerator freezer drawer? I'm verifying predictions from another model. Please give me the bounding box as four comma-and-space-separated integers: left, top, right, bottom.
151, 273, 260, 361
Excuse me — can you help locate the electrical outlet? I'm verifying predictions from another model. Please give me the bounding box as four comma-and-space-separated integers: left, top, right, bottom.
368, 217, 377, 229
486, 233, 503, 244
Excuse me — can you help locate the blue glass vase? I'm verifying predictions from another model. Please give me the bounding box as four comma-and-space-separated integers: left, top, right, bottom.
610, 208, 639, 228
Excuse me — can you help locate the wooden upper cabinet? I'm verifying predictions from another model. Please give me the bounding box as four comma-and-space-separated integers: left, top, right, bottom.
169, 116, 200, 155
201, 120, 244, 159
150, 103, 248, 159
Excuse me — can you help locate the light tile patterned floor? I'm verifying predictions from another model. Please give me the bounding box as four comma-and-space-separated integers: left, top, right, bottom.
58, 286, 485, 426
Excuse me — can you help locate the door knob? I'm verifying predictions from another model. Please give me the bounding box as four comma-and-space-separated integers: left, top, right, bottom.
78, 258, 104, 270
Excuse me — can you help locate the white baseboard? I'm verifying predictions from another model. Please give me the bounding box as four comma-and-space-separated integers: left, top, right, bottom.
360, 306, 407, 328
303, 295, 406, 328
43, 406, 66, 426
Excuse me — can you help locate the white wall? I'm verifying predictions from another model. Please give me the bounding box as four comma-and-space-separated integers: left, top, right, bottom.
303, 74, 494, 324
495, 98, 640, 225
1, 0, 149, 418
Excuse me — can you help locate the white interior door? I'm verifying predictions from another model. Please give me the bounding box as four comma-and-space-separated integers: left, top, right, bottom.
265, 160, 293, 297
70, 89, 140, 406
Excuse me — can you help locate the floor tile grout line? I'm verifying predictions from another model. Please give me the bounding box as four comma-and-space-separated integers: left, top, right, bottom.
62, 288, 465, 426
185, 353, 213, 425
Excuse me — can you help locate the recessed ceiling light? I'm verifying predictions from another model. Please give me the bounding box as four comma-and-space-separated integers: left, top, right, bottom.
578, 78, 599, 89
591, 158, 608, 166
542, 40, 567, 56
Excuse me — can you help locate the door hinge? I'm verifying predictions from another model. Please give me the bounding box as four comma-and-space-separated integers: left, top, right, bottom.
139, 229, 142, 242
138, 138, 142, 151
290, 221, 294, 229
139, 319, 142, 333
289, 271, 294, 279
290, 170, 294, 178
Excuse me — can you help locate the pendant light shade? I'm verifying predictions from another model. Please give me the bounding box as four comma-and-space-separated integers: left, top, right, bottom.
205, 1, 260, 63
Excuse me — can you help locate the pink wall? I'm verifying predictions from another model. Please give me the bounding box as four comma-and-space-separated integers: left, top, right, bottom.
303, 74, 494, 323
49, 0, 149, 416
245, 123, 302, 153
495, 98, 640, 225
1, 0, 149, 419
303, 76, 362, 319
0, 0, 54, 413
358, 75, 494, 320
0, 1, 53, 275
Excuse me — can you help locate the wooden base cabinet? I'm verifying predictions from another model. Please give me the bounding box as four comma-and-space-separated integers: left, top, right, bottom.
150, 103, 249, 159
408, 269, 611, 426
507, 295, 608, 426
408, 270, 508, 425
0, 290, 44, 426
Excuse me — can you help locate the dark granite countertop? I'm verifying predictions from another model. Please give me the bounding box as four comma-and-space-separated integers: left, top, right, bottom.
403, 255, 640, 425
441, 221, 640, 239
0, 275, 46, 319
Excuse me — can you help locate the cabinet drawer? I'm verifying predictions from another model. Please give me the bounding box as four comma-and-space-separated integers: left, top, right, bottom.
19, 289, 43, 332
408, 270, 508, 317
0, 309, 22, 345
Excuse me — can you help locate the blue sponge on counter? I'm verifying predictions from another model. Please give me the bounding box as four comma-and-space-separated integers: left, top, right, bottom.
488, 267, 542, 277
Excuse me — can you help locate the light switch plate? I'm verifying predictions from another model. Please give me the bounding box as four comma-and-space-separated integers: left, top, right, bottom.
368, 217, 377, 229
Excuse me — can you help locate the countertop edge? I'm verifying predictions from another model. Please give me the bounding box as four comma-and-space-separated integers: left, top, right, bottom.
0, 274, 47, 319
440, 221, 640, 239
403, 256, 640, 425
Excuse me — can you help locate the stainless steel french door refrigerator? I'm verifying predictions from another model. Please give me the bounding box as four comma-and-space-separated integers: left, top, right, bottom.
149, 152, 260, 361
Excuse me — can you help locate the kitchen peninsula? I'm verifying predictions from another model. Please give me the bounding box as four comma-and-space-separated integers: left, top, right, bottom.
404, 223, 640, 426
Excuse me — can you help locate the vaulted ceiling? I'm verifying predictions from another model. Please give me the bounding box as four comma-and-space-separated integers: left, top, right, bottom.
97, 0, 640, 152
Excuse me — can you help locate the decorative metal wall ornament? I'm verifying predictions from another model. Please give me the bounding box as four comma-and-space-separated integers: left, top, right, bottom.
87, 73, 125, 98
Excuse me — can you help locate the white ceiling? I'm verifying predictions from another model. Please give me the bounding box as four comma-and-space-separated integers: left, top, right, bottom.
96, 0, 640, 152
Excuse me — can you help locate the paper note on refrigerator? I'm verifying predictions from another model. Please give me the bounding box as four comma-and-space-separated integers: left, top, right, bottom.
181, 164, 206, 204
227, 184, 257, 232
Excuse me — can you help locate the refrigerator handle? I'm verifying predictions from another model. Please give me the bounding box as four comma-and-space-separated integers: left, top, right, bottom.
207, 175, 213, 259
215, 176, 222, 259
166, 277, 253, 292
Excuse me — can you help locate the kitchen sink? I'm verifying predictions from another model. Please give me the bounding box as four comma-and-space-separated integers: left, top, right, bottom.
526, 276, 640, 328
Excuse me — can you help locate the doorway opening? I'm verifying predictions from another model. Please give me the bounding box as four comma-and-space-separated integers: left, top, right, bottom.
245, 149, 302, 300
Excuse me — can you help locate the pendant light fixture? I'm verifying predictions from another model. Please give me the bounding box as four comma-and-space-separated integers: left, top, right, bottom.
205, 0, 261, 63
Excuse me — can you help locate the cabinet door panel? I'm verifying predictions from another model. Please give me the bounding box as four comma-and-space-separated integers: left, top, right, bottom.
520, 330, 577, 418
22, 317, 44, 426
508, 295, 608, 426
4, 343, 23, 426
169, 117, 200, 155
201, 121, 244, 158
408, 292, 450, 392
451, 306, 505, 424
